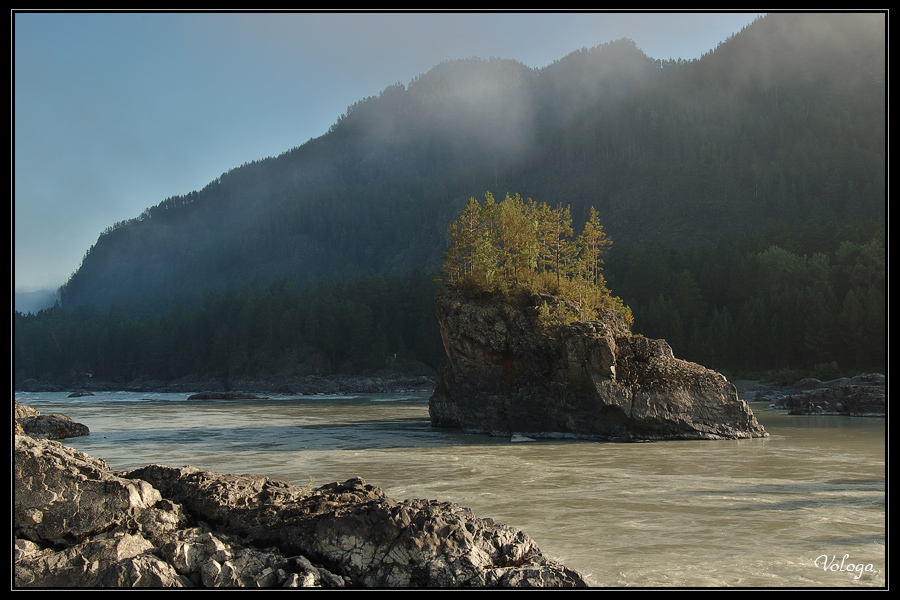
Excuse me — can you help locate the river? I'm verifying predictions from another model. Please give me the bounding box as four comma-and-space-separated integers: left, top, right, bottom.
15, 387, 885, 588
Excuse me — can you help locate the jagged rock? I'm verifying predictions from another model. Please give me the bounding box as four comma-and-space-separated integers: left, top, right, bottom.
15, 532, 191, 587
14, 399, 90, 439
14, 435, 176, 546
129, 466, 585, 587
430, 288, 767, 441
157, 527, 343, 588
15, 401, 42, 420
15, 432, 586, 588
16, 413, 91, 439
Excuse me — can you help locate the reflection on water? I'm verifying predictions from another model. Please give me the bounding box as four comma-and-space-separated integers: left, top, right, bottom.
16, 390, 885, 588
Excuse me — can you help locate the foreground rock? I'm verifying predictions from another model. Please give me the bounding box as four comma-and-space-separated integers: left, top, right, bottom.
14, 399, 90, 439
758, 373, 885, 416
430, 289, 767, 441
14, 434, 586, 588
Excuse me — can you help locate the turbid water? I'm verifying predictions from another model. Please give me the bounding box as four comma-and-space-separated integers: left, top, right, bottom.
15, 387, 885, 587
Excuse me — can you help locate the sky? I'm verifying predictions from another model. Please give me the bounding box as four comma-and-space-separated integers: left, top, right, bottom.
13, 10, 765, 297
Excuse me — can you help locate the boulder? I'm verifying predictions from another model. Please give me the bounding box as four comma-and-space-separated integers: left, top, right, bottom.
430, 288, 767, 441
14, 435, 177, 546
15, 399, 90, 439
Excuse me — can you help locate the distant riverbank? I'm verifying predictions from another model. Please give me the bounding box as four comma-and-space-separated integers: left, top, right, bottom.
735, 374, 885, 416
15, 357, 437, 396
16, 370, 883, 417
16, 373, 436, 396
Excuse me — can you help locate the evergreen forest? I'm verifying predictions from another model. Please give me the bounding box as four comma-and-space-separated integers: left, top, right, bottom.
15, 270, 443, 385
14, 13, 886, 387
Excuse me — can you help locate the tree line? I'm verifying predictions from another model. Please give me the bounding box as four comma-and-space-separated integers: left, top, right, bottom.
15, 270, 443, 386
607, 223, 885, 379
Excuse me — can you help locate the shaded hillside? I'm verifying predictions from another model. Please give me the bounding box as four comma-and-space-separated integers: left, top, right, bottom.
17, 270, 444, 385
516, 12, 885, 244
58, 13, 885, 314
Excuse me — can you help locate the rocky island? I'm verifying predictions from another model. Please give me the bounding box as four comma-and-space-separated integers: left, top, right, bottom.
430, 288, 767, 441
14, 403, 586, 588
431, 193, 767, 442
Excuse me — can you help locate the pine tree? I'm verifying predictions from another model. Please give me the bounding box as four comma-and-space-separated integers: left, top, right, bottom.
535, 202, 576, 287
575, 207, 613, 288
443, 197, 481, 282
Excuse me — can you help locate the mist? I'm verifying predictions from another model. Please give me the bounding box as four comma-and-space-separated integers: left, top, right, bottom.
14, 11, 765, 305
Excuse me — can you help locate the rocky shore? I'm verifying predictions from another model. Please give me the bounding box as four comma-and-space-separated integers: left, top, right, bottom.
14, 403, 586, 588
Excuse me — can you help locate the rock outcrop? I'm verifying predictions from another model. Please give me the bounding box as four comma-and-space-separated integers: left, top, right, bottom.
430, 288, 767, 441
14, 431, 586, 588
764, 373, 886, 416
14, 399, 90, 439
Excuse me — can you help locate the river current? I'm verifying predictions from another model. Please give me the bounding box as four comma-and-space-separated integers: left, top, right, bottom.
15, 387, 886, 588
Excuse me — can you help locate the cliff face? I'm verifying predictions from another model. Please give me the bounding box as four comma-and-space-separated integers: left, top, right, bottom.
429, 289, 767, 441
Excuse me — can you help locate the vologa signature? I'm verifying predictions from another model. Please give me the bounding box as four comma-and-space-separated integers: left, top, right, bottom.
815, 554, 876, 580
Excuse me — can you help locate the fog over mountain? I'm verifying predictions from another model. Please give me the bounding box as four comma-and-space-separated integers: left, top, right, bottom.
13, 290, 59, 315
49, 13, 884, 316
15, 11, 765, 305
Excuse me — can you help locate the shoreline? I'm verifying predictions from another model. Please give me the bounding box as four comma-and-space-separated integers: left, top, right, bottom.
16, 371, 884, 417
15, 373, 437, 397
734, 373, 885, 417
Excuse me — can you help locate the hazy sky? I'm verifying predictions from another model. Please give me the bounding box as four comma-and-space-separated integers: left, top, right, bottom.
13, 11, 764, 294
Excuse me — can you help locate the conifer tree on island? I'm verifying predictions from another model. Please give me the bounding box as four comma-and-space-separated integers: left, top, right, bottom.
442, 192, 632, 328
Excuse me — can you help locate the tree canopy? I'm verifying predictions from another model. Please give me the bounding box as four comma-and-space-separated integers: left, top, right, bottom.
442, 192, 631, 327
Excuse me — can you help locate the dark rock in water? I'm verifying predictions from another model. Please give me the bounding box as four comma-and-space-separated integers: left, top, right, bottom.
15, 431, 586, 588
14, 400, 90, 439
770, 373, 885, 416
67, 390, 95, 397
187, 392, 268, 400
430, 289, 767, 441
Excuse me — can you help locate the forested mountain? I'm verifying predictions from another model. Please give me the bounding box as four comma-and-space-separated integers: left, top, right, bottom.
57, 13, 884, 314
17, 13, 885, 384
56, 38, 657, 313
